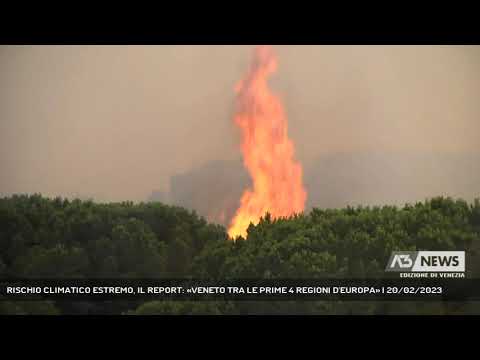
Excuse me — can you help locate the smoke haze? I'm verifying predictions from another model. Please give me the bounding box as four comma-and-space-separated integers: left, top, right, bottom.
1, 45, 480, 224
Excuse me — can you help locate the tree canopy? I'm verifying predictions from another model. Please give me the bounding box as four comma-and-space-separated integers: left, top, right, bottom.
1, 194, 479, 314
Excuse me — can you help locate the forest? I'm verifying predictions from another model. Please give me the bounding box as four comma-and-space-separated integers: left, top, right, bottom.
1, 194, 479, 315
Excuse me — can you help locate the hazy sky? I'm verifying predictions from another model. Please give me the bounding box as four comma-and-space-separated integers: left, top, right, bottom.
1, 45, 479, 202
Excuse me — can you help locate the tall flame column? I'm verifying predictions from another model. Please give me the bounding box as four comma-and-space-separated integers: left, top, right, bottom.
228, 46, 307, 239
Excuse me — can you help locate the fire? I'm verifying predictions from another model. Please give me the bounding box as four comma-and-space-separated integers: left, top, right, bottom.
227, 46, 307, 239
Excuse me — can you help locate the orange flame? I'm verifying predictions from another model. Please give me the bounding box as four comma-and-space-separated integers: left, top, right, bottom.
227, 46, 307, 239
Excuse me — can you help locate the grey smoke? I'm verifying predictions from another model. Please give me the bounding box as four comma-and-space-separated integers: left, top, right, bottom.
1, 45, 479, 226
158, 151, 480, 226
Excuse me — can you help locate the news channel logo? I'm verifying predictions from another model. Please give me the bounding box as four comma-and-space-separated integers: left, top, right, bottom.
385, 251, 465, 278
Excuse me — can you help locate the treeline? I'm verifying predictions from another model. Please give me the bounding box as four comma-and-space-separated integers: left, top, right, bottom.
1, 194, 479, 314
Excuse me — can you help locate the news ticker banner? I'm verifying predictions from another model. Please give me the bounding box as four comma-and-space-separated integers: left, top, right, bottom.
1, 279, 479, 301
